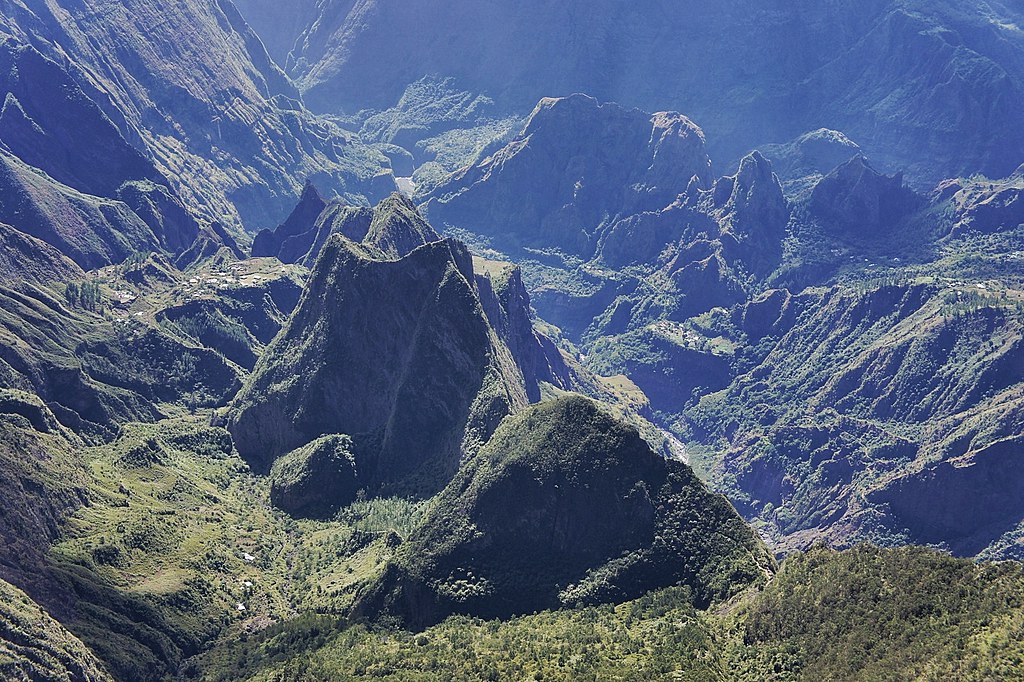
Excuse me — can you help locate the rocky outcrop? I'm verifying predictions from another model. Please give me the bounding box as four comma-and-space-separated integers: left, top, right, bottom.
598, 151, 787, 276
938, 168, 1024, 238
423, 94, 711, 257
364, 193, 443, 258
251, 181, 329, 260
870, 436, 1024, 557
694, 151, 789, 276
353, 395, 775, 629
733, 288, 807, 342
474, 258, 573, 402
174, 222, 246, 271
268, 435, 361, 519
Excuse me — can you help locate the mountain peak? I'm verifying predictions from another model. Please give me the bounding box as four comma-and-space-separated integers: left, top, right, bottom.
354, 394, 775, 629
251, 181, 329, 259
229, 228, 530, 501
808, 155, 920, 237
252, 190, 441, 266
364, 192, 442, 259
299, 178, 324, 202
424, 95, 711, 258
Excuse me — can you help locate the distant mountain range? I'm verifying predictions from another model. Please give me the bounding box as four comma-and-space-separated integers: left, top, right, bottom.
238, 0, 1024, 186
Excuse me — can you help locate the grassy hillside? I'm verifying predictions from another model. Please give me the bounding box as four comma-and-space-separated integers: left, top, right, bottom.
187, 545, 1024, 682
0, 578, 111, 682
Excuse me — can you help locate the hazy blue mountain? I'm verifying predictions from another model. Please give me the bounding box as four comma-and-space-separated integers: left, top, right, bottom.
424, 94, 713, 258
231, 0, 323, 65
283, 0, 1024, 187
0, 0, 393, 235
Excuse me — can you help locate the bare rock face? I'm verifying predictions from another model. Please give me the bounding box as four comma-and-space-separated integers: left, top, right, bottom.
231, 0, 323, 65
0, 40, 162, 198
354, 395, 776, 630
0, 40, 207, 268
423, 94, 712, 258
870, 436, 1024, 557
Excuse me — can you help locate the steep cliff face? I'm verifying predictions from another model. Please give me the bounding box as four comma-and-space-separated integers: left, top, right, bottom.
423, 94, 712, 257
586, 325, 734, 415
251, 180, 329, 261
697, 151, 789, 276
354, 396, 775, 629
473, 258, 573, 403
870, 435, 1024, 557
0, 0, 392, 232
590, 152, 789, 336
231, 0, 322, 65
688, 281, 1024, 556
0, 35, 207, 267
0, 40, 162, 198
938, 168, 1024, 238
228, 234, 529, 500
